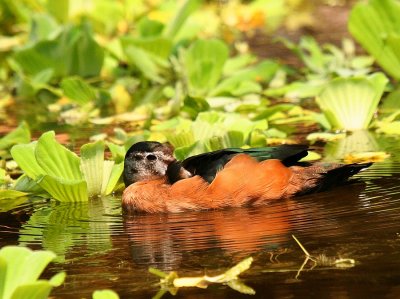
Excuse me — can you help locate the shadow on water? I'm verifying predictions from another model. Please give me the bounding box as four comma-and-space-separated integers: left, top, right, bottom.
1, 133, 400, 298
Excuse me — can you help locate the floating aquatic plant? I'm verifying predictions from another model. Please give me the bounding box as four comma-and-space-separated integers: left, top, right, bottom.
316, 73, 388, 131
0, 246, 65, 299
150, 257, 254, 296
11, 131, 123, 202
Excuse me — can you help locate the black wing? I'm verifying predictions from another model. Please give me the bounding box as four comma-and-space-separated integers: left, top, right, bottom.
179, 145, 308, 183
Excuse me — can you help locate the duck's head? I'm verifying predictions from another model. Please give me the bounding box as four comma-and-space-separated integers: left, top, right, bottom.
123, 141, 176, 186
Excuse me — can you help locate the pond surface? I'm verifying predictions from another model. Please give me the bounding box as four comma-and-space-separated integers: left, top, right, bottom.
1, 131, 400, 299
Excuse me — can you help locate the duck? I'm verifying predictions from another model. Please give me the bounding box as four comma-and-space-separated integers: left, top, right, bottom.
122, 141, 371, 213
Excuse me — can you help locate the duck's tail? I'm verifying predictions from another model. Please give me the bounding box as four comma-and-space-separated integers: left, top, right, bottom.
288, 162, 372, 196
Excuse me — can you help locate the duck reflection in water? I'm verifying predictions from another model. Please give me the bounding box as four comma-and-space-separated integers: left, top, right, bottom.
122, 180, 369, 271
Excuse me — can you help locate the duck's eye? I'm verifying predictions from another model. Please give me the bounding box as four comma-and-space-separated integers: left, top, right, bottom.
146, 154, 157, 161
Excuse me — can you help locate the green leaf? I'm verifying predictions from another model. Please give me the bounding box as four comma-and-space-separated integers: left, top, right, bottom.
28, 13, 61, 43
106, 142, 125, 163
0, 257, 6, 299
0, 121, 30, 151
138, 17, 164, 38
316, 73, 388, 130
37, 175, 87, 202
61, 77, 96, 105
184, 39, 229, 97
11, 142, 44, 180
80, 141, 105, 197
11, 131, 89, 202
121, 36, 172, 60
0, 190, 27, 200
13, 25, 104, 79
349, 0, 400, 79
0, 196, 28, 213
92, 289, 120, 299
166, 131, 195, 148
223, 54, 257, 76
174, 142, 200, 160
122, 44, 164, 83
376, 121, 400, 135
0, 246, 58, 299
11, 281, 53, 299
211, 60, 279, 96
206, 131, 244, 151
103, 162, 123, 195
49, 272, 66, 287
36, 131, 82, 180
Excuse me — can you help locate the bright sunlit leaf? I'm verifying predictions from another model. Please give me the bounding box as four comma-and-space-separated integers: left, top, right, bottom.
316, 73, 388, 130
80, 141, 105, 197
11, 142, 45, 180
11, 132, 88, 202
36, 132, 82, 180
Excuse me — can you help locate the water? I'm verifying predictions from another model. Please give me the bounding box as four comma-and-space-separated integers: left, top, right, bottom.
1, 132, 400, 298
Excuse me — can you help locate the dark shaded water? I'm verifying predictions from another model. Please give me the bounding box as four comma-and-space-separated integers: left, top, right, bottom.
1, 131, 400, 298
